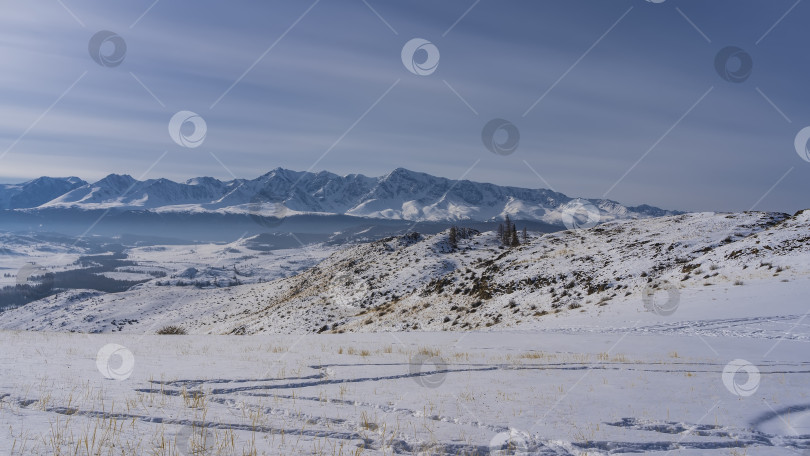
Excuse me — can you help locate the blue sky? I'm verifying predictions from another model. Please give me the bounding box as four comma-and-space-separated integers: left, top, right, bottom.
0, 0, 808, 212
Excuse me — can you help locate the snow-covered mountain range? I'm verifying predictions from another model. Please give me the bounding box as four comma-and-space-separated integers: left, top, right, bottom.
0, 168, 678, 225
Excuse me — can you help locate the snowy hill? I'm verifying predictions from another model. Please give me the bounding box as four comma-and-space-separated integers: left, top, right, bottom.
1, 168, 677, 225
3, 210, 808, 335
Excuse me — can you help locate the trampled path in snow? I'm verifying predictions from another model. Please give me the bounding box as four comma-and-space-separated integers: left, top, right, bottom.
548, 313, 810, 341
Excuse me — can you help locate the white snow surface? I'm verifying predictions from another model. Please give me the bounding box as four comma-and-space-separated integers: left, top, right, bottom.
1, 210, 809, 454
1, 291, 808, 454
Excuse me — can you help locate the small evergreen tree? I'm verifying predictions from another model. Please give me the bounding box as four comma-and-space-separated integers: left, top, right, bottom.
511, 225, 519, 247
522, 227, 528, 243
502, 215, 513, 246
449, 226, 458, 250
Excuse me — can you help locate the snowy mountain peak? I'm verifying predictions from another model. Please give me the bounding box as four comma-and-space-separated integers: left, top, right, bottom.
94, 174, 137, 189
0, 176, 87, 210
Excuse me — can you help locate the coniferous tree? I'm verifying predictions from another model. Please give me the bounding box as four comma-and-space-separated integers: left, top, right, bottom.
502, 215, 513, 246
511, 225, 519, 247
449, 226, 458, 250
522, 227, 528, 243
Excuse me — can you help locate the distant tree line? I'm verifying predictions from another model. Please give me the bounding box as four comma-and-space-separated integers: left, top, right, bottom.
447, 221, 523, 250
448, 226, 483, 250
0, 253, 153, 312
156, 277, 242, 288
496, 214, 528, 247
0, 277, 55, 310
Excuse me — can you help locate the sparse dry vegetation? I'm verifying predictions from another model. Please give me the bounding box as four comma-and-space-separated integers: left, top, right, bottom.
156, 325, 187, 335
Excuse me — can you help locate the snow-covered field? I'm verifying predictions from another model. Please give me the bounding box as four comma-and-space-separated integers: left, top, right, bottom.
1, 210, 809, 454
1, 283, 809, 455
0, 233, 83, 288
